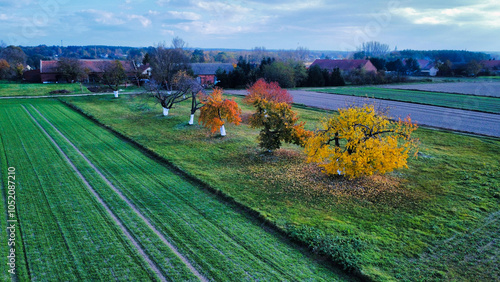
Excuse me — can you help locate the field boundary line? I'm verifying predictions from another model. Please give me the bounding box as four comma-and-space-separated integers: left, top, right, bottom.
26, 105, 208, 282
21, 105, 169, 282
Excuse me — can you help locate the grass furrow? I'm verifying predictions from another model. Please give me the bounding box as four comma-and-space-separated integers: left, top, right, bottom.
33, 100, 343, 280
0, 104, 157, 281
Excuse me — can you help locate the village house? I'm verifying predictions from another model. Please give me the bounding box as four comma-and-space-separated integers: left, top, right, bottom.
416, 59, 438, 76
23, 60, 150, 83
309, 59, 378, 73
191, 63, 234, 86
480, 60, 500, 75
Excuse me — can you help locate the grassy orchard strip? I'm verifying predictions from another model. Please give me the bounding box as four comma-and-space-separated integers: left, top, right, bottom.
31, 101, 348, 280
26, 104, 203, 281
313, 87, 500, 114
0, 104, 157, 280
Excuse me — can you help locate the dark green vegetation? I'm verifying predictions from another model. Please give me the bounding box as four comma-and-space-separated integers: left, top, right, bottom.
0, 81, 90, 97
313, 86, 500, 114
0, 98, 347, 281
64, 93, 500, 280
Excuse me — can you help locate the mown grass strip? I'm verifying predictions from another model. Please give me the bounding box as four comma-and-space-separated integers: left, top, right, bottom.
0, 81, 90, 97
0, 103, 157, 281
27, 104, 206, 282
37, 100, 348, 280
313, 87, 500, 114
23, 102, 205, 281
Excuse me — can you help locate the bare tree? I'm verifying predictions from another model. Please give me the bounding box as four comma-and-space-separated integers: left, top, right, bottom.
57, 57, 86, 82
150, 43, 190, 91
295, 46, 310, 62
171, 36, 187, 50
146, 71, 204, 120
101, 60, 128, 97
358, 41, 390, 58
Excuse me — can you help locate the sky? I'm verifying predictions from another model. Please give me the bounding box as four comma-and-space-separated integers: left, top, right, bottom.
1, 0, 499, 51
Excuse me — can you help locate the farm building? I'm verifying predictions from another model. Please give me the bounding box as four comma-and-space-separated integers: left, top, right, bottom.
480, 60, 500, 75
417, 59, 438, 76
191, 63, 234, 86
30, 60, 149, 83
310, 59, 377, 73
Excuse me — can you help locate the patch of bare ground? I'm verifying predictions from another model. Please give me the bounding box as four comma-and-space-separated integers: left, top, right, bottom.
247, 149, 428, 209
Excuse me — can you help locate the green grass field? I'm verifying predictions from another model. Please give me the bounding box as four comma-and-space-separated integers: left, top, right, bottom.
0, 81, 90, 97
312, 87, 500, 114
62, 93, 500, 281
0, 98, 347, 281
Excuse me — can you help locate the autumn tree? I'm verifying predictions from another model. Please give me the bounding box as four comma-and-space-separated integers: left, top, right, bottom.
199, 88, 241, 136
0, 59, 10, 79
245, 79, 310, 151
305, 105, 419, 179
244, 78, 293, 105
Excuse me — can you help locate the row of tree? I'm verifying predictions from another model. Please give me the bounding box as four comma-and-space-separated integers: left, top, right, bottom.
143, 77, 419, 180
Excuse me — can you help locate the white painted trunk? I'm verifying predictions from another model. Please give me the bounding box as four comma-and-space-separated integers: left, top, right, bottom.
183, 94, 186, 99
220, 125, 226, 136
114, 90, 119, 98
188, 114, 194, 125
163, 107, 169, 116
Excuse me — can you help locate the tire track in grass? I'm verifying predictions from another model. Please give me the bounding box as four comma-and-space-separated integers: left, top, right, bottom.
20, 105, 169, 282
41, 101, 348, 281
25, 105, 208, 282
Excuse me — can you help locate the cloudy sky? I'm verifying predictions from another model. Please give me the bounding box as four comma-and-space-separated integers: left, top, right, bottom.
1, 0, 499, 51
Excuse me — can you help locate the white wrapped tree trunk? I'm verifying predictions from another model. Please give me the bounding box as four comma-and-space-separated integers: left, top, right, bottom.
163, 107, 169, 116
114, 90, 119, 98
220, 125, 226, 136
188, 114, 194, 125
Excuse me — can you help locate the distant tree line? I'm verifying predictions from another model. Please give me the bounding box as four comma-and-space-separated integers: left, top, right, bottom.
215, 56, 345, 89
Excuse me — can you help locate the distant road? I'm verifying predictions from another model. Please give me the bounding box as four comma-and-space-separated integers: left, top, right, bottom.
226, 89, 500, 138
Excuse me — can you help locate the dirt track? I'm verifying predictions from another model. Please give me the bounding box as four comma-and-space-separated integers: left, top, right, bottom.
227, 89, 500, 138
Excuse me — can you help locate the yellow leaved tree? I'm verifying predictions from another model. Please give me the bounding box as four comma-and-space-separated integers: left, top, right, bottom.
305, 105, 419, 179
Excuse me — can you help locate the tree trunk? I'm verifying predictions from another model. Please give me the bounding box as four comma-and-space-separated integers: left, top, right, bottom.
220, 125, 226, 136
163, 107, 169, 116
188, 114, 194, 125
114, 90, 119, 98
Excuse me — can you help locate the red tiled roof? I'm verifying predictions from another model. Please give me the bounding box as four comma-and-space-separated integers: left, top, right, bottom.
480, 60, 500, 69
310, 59, 377, 72
40, 60, 136, 73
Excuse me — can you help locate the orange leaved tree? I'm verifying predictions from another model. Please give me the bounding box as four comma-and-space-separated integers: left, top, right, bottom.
198, 88, 242, 136
305, 105, 419, 179
244, 78, 293, 105
245, 79, 311, 151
